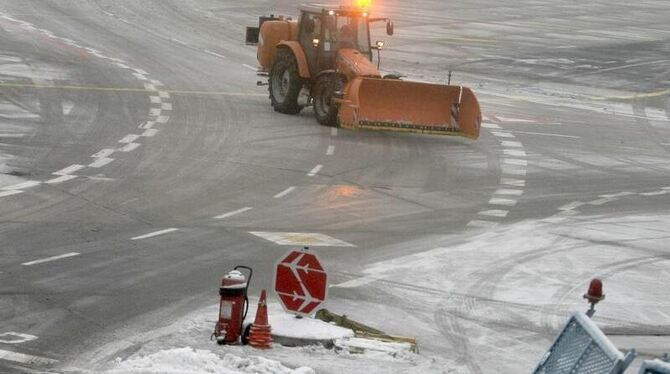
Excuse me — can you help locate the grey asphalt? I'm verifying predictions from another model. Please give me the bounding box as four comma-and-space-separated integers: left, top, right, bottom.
0, 0, 668, 372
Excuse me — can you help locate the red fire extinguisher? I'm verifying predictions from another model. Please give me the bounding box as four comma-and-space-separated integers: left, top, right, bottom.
213, 265, 252, 345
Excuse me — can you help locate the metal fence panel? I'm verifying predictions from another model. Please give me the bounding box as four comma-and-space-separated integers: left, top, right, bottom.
533, 312, 629, 374
639, 360, 670, 374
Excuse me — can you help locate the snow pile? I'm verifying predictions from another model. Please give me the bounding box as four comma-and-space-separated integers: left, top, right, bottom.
246, 302, 354, 341
105, 347, 315, 374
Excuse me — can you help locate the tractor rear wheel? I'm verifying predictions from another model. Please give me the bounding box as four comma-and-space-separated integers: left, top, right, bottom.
269, 49, 304, 115
313, 74, 345, 127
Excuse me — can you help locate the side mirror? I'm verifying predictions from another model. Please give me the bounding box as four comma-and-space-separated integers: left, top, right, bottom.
386, 21, 394, 36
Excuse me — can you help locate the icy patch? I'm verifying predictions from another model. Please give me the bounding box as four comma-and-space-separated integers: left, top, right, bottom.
105, 347, 315, 374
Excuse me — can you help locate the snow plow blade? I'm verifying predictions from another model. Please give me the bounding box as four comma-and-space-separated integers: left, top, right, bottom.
338, 77, 482, 139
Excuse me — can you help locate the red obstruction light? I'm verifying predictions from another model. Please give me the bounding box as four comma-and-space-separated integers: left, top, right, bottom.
584, 278, 605, 303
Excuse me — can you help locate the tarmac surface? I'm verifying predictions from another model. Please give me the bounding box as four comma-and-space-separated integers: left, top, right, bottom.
0, 0, 668, 372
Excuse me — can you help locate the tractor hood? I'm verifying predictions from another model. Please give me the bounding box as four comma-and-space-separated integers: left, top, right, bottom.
336, 49, 381, 81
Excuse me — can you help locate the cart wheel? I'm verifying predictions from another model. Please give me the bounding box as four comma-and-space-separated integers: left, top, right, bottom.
241, 324, 252, 345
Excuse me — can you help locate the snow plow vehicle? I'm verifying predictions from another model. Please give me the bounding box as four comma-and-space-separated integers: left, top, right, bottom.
246, 3, 482, 139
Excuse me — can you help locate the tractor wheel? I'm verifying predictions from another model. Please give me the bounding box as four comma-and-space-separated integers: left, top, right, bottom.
269, 48, 304, 115
313, 74, 345, 127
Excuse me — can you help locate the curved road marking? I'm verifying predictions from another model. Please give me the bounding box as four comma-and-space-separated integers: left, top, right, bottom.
467, 124, 528, 229
0, 13, 173, 198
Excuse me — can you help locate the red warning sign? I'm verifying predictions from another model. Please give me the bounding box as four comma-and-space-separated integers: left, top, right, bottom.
273, 249, 328, 315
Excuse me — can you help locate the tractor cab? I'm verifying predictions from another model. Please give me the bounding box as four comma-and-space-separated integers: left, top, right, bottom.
298, 5, 373, 75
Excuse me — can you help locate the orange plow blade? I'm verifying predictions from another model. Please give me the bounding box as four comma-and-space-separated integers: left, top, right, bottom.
338, 77, 482, 139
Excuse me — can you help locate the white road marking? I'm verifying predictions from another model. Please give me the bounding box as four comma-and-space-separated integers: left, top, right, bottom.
161, 103, 172, 111
2, 181, 41, 190
52, 164, 86, 175
45, 175, 77, 184
118, 134, 140, 143
0, 349, 58, 365
150, 79, 163, 86
640, 190, 668, 196
204, 50, 226, 59
589, 197, 616, 206
489, 198, 517, 206
131, 228, 179, 240
149, 96, 161, 104
149, 108, 162, 116
134, 68, 148, 75
467, 220, 499, 229
503, 149, 527, 157
214, 207, 252, 219
242, 64, 257, 72
158, 91, 170, 99
156, 115, 170, 123
22, 252, 80, 266
91, 149, 115, 158
501, 166, 527, 176
88, 157, 114, 168
139, 121, 155, 129
0, 190, 23, 198
495, 188, 524, 196
62, 101, 74, 115
118, 142, 140, 152
479, 209, 509, 218
326, 145, 335, 155
307, 164, 323, 177
501, 178, 525, 187
331, 128, 338, 136
115, 62, 130, 69
144, 83, 156, 91
0, 332, 37, 344
491, 131, 515, 138
504, 158, 528, 166
132, 72, 147, 80
481, 122, 501, 129
511, 130, 580, 139
171, 38, 188, 46
142, 129, 159, 137
274, 186, 296, 199
600, 192, 636, 198
495, 116, 536, 123
559, 201, 585, 211
249, 232, 356, 247
501, 141, 523, 148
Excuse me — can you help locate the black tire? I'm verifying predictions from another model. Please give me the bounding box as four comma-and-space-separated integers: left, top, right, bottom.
241, 324, 252, 345
269, 48, 304, 115
313, 74, 345, 127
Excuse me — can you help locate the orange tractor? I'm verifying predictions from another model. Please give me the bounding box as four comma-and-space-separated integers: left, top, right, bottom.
246, 3, 482, 139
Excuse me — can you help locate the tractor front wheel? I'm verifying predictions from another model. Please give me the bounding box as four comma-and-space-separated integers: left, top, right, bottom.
269, 49, 304, 115
313, 74, 345, 127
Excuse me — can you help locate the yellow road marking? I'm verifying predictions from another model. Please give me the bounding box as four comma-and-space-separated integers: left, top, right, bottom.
592, 89, 670, 100
0, 82, 266, 97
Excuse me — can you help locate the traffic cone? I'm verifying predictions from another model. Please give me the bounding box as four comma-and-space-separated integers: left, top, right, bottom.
248, 289, 272, 349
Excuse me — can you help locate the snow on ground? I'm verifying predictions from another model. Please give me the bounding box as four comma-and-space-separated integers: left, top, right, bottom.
89, 210, 670, 373
90, 300, 462, 374
330, 211, 670, 373
104, 347, 315, 374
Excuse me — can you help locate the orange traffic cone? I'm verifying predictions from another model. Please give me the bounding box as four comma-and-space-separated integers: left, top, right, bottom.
248, 289, 272, 349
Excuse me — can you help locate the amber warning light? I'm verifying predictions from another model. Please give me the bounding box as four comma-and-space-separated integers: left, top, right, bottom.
357, 0, 372, 9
